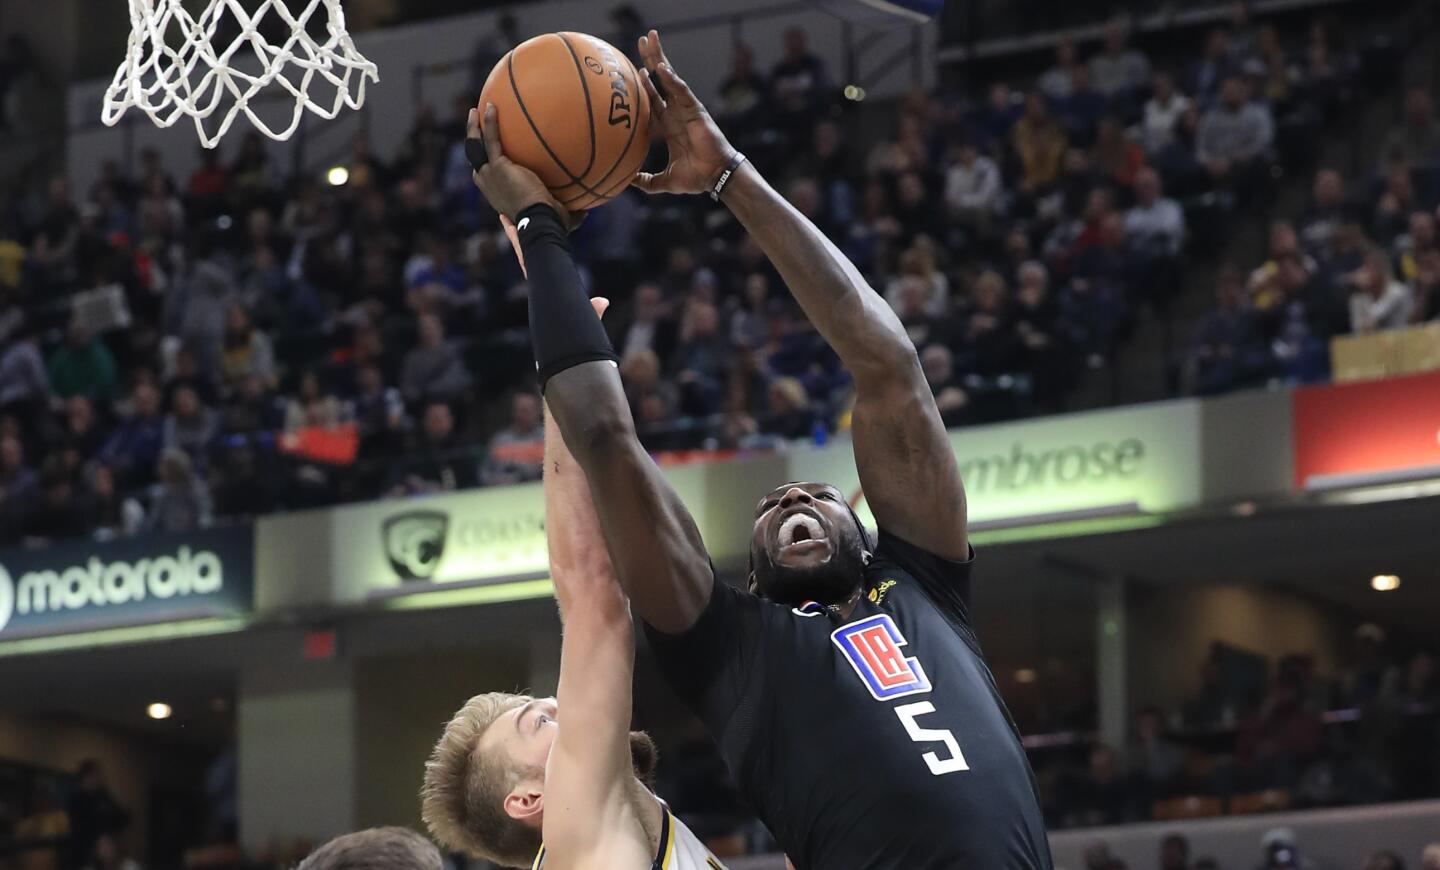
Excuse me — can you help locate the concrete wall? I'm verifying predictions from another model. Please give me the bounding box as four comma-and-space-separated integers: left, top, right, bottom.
1125, 582, 1350, 714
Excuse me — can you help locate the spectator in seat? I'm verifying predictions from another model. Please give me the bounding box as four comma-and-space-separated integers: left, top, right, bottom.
919, 345, 968, 428
1372, 163, 1418, 246
1395, 210, 1437, 283
944, 138, 1003, 238
480, 392, 544, 487
1127, 706, 1182, 791
1038, 39, 1082, 101
1349, 249, 1415, 333
1059, 744, 1132, 828
48, 322, 118, 402
973, 82, 1021, 154
211, 442, 277, 521
1187, 269, 1266, 394
61, 396, 105, 463
1249, 222, 1316, 316
352, 363, 408, 457
88, 465, 144, 540
66, 761, 129, 868
1093, 116, 1147, 188
1137, 72, 1193, 155
297, 826, 443, 870
885, 244, 950, 319
1126, 168, 1185, 259
1197, 76, 1274, 192
1160, 833, 1191, 870
146, 447, 213, 533
391, 402, 473, 495
1412, 248, 1440, 323
672, 299, 730, 418
1056, 65, 1107, 147
611, 282, 678, 363
285, 371, 349, 433
1012, 91, 1069, 194
1188, 29, 1234, 109
960, 270, 1019, 375
718, 42, 769, 126
23, 456, 92, 542
219, 303, 276, 391
98, 381, 165, 489
163, 384, 219, 469
0, 321, 49, 420
770, 26, 829, 139
1089, 20, 1150, 101
1014, 261, 1069, 402
400, 313, 472, 404
0, 433, 37, 506
761, 376, 818, 441
1380, 86, 1440, 168
1298, 168, 1350, 255
1422, 842, 1440, 870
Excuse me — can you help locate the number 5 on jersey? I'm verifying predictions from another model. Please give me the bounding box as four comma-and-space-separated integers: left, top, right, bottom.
896, 702, 970, 775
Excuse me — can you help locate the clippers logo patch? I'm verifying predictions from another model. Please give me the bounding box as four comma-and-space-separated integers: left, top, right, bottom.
832, 614, 931, 700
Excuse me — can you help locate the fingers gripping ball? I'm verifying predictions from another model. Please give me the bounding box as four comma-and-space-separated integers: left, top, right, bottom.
479, 33, 652, 211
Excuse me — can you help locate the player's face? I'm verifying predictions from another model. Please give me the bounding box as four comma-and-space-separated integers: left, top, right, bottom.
486, 697, 559, 780
749, 482, 867, 605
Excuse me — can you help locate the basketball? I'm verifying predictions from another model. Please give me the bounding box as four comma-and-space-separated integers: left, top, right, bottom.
479, 32, 652, 212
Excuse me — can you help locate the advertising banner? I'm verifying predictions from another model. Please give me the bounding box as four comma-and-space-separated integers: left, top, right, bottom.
0, 526, 254, 640
1293, 370, 1440, 488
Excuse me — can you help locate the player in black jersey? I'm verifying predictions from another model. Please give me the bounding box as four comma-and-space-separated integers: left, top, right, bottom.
471, 28, 1052, 870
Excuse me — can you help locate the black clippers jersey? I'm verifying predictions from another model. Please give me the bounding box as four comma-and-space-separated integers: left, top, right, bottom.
646, 530, 1052, 870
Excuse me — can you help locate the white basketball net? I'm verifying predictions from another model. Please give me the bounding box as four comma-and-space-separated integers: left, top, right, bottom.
102, 0, 379, 148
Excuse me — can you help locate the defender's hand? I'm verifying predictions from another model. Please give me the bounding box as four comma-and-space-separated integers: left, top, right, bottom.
632, 30, 736, 196
469, 103, 562, 220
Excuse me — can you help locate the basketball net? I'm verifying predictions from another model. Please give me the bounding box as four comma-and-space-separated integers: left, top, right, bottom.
102, 0, 379, 148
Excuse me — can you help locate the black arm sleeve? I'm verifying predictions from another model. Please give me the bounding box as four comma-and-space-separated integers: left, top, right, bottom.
517, 203, 618, 390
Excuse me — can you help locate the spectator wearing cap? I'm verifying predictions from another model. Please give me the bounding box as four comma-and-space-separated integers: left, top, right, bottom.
1381, 86, 1440, 168
1198, 76, 1274, 190
1012, 92, 1069, 193
1089, 20, 1150, 102
1349, 248, 1415, 333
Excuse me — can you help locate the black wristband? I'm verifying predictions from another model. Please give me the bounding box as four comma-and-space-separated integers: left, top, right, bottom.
516, 203, 619, 391
710, 152, 748, 202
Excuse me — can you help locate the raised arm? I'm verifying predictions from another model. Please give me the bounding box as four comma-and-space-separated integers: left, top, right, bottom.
468, 104, 715, 635
540, 370, 650, 864
633, 32, 968, 559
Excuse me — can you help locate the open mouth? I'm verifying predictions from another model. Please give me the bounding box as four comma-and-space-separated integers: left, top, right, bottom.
778, 512, 825, 552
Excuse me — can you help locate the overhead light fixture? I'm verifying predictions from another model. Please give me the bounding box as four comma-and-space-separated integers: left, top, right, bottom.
326, 166, 350, 187
1015, 668, 1038, 684
843, 84, 867, 101
147, 702, 173, 720
1370, 574, 1401, 592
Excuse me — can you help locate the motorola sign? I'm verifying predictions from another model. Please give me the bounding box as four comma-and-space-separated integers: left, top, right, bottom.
0, 527, 254, 639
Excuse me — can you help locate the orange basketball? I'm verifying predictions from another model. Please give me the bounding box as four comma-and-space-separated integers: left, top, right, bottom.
479, 32, 652, 212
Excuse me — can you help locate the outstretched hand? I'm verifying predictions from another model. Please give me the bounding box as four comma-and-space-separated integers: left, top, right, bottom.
632, 30, 737, 197
468, 102, 562, 220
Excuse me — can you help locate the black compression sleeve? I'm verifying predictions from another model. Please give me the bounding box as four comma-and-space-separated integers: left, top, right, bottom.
517, 203, 618, 390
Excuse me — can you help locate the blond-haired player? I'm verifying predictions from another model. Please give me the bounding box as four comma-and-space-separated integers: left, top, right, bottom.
420, 286, 727, 869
